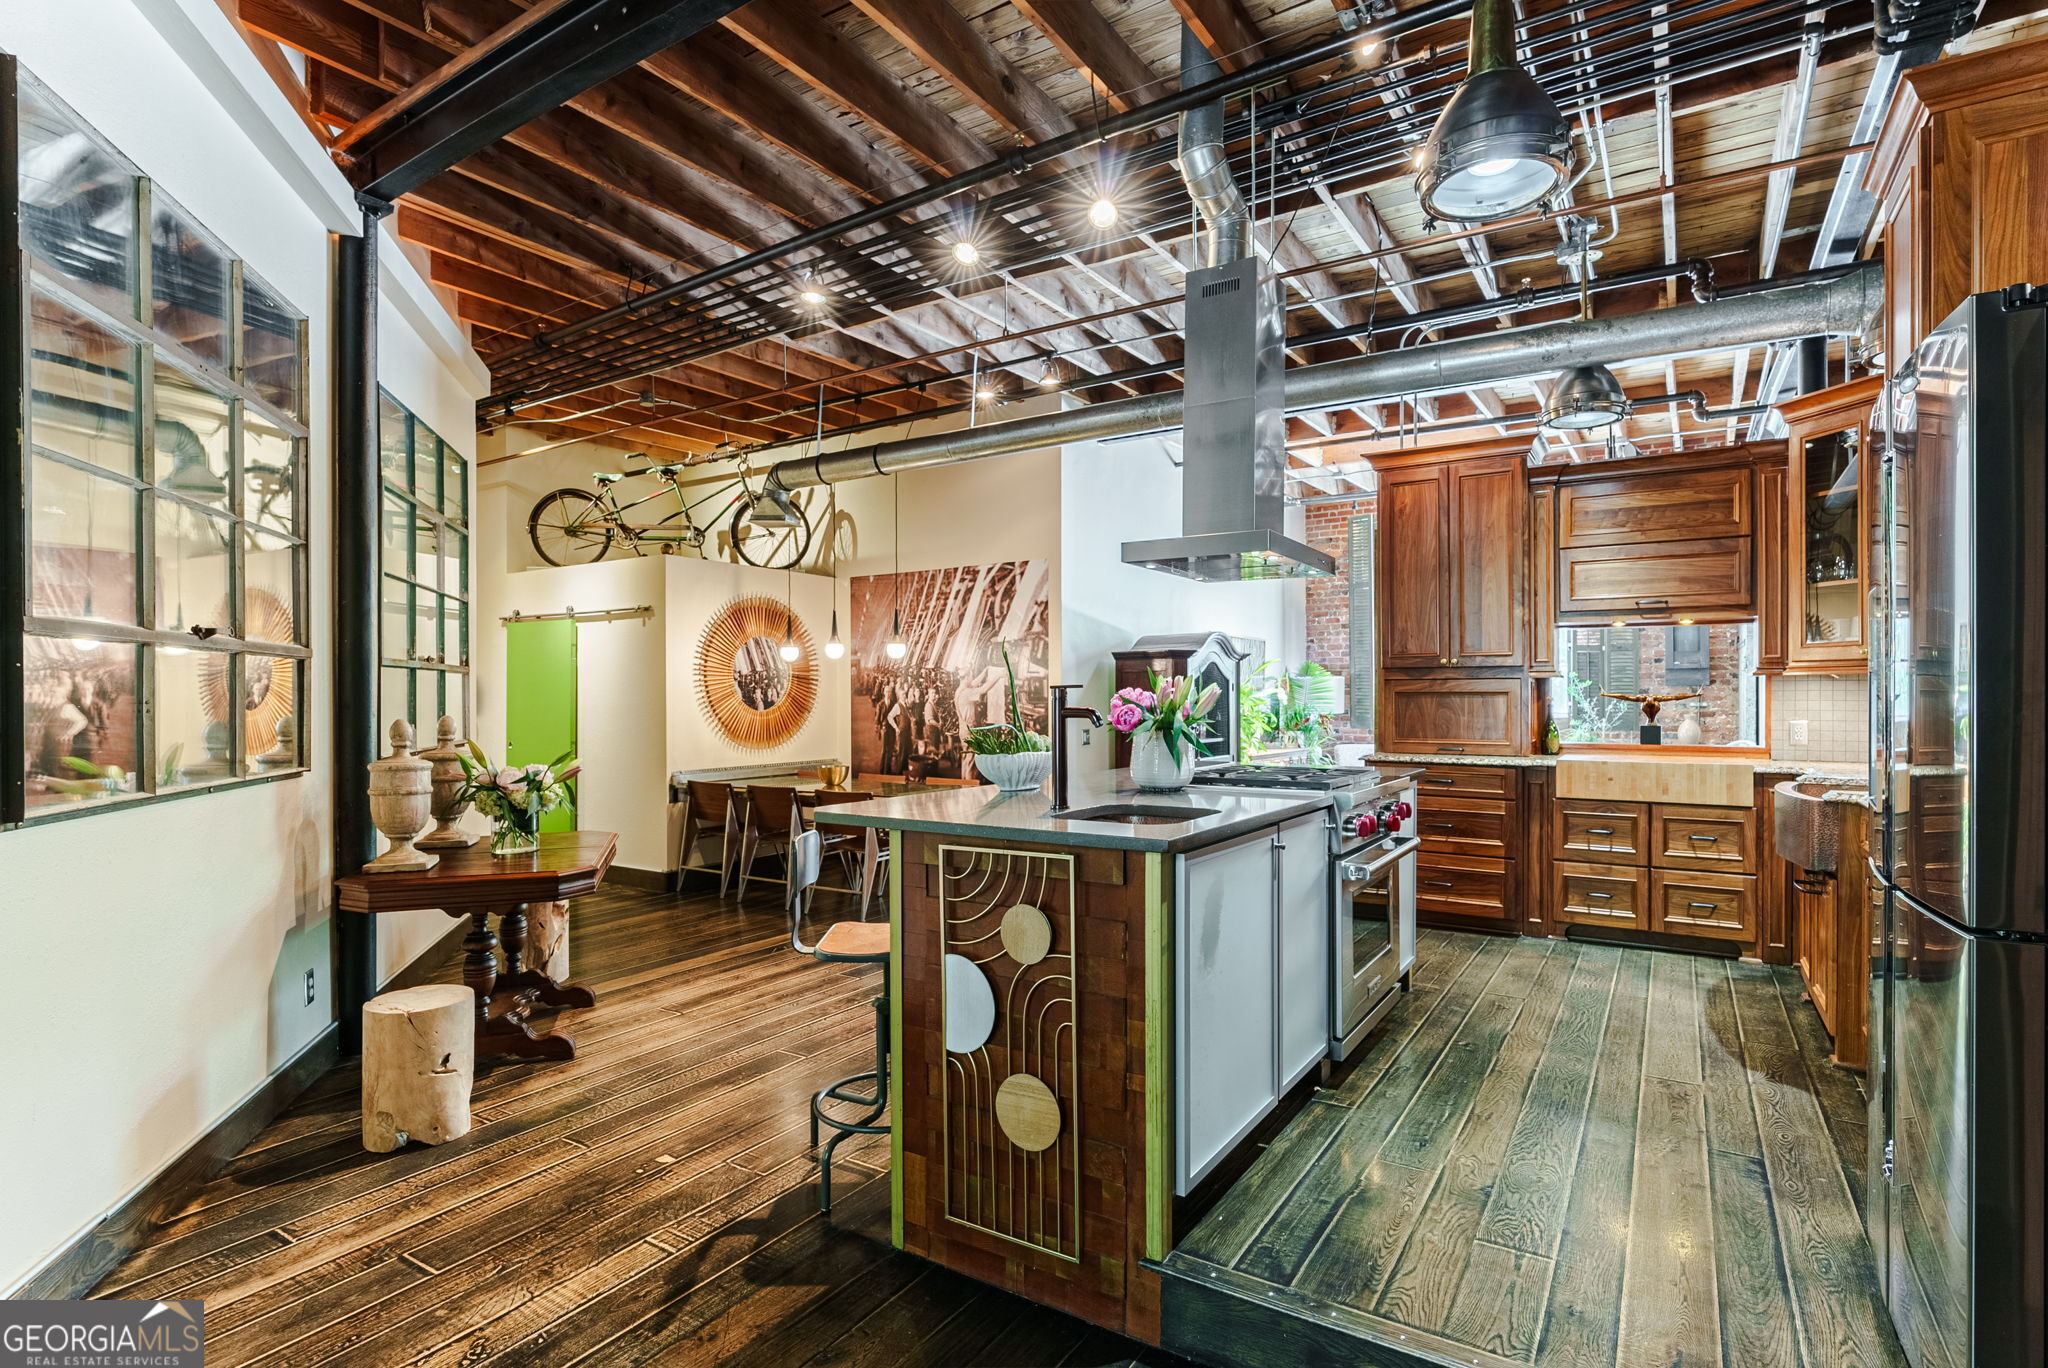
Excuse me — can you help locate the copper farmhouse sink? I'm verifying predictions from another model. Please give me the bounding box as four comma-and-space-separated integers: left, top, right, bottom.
1772, 779, 1864, 873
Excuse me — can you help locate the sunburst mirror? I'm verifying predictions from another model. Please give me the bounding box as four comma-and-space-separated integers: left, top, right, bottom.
695, 596, 817, 748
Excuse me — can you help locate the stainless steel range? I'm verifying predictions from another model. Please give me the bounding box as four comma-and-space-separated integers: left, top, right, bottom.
1188, 763, 1421, 1059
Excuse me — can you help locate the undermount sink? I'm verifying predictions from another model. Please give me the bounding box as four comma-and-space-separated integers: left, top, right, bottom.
1057, 803, 1221, 826
1773, 780, 1864, 872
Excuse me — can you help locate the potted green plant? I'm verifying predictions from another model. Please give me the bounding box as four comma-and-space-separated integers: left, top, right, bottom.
964, 644, 1052, 793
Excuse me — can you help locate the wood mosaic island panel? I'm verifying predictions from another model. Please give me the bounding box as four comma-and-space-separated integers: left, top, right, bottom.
891, 831, 1173, 1341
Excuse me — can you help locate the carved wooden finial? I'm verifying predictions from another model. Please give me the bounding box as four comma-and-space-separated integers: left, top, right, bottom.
387, 719, 416, 755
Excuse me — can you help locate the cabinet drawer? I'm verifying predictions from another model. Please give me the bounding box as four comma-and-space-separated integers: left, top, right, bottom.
1557, 537, 1753, 618
1415, 855, 1512, 919
1651, 804, 1756, 873
1555, 862, 1649, 930
1558, 465, 1752, 547
1554, 800, 1649, 865
1415, 764, 1517, 798
1652, 870, 1756, 942
1380, 677, 1528, 756
1415, 796, 1517, 858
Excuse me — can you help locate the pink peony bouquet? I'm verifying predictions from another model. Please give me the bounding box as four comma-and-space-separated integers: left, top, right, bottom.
455, 743, 579, 827
1108, 674, 1220, 764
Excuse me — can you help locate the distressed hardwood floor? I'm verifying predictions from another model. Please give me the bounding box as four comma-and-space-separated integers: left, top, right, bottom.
1162, 930, 1900, 1368
95, 881, 1188, 1368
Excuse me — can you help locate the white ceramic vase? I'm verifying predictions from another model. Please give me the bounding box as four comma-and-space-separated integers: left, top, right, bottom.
972, 749, 1053, 793
1130, 731, 1193, 793
1676, 708, 1704, 746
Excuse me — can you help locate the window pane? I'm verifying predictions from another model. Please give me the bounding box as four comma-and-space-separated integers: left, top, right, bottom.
379, 392, 410, 488
415, 590, 443, 665
240, 655, 301, 775
151, 199, 229, 365
413, 511, 441, 589
241, 526, 300, 645
154, 497, 232, 635
440, 441, 466, 518
1552, 623, 1762, 747
437, 529, 467, 599
380, 494, 414, 582
28, 292, 137, 476
153, 361, 231, 506
443, 597, 466, 667
30, 457, 137, 625
156, 647, 234, 787
242, 411, 299, 534
382, 576, 412, 663
18, 80, 134, 314
380, 667, 413, 746
242, 274, 302, 418
412, 429, 438, 505
24, 637, 139, 808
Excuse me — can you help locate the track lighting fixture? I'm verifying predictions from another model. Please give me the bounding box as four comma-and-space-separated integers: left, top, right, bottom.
1413, 0, 1580, 224
795, 270, 828, 307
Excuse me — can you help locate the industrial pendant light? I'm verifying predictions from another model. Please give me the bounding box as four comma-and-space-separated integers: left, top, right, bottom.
779, 562, 802, 663
1541, 363, 1632, 431
1413, 0, 1578, 225
823, 472, 846, 660
884, 472, 908, 660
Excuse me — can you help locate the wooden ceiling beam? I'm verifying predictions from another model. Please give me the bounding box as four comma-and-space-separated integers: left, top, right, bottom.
722, 0, 991, 176
1008, 0, 1169, 111
1167, 0, 1269, 71
845, 0, 1074, 142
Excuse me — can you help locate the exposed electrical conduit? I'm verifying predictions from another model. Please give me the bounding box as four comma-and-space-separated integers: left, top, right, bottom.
756, 261, 1878, 495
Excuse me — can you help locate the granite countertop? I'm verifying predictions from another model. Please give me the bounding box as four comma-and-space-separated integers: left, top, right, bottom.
812, 769, 1332, 853
1358, 751, 1868, 783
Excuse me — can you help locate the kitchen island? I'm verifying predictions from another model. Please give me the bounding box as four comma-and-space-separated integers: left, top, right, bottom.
814, 771, 1361, 1341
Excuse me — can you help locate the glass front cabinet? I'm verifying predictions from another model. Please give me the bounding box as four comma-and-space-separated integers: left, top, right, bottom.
1777, 375, 1886, 673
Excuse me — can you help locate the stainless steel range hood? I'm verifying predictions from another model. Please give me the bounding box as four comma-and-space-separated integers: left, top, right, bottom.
1119, 29, 1337, 583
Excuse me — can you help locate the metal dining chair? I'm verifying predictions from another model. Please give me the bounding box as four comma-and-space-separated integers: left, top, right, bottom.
787, 829, 889, 1213
673, 780, 740, 895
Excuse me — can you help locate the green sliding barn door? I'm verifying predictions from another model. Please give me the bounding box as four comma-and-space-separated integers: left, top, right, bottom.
505, 618, 577, 833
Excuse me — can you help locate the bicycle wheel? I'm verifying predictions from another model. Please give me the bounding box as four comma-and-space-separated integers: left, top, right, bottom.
728, 494, 814, 570
529, 489, 614, 566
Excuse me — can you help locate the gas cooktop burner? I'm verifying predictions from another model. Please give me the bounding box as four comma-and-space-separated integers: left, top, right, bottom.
1191, 764, 1380, 792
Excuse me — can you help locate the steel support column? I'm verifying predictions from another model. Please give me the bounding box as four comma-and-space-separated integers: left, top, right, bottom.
333, 199, 387, 1054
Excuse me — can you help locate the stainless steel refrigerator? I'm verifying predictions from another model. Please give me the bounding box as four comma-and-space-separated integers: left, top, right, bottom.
1868, 285, 2048, 1368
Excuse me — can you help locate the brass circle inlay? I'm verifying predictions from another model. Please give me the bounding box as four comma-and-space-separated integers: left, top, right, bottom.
994, 1073, 1061, 1153
999, 904, 1052, 965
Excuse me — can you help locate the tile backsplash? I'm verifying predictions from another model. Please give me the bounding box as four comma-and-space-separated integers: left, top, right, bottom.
1769, 673, 1869, 764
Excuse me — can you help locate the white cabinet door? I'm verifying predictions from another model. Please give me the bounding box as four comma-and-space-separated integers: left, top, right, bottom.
1178, 832, 1278, 1193
1276, 813, 1334, 1086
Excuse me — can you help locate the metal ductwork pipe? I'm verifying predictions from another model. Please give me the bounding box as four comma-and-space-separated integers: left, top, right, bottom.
762, 261, 1881, 494
1176, 25, 1250, 268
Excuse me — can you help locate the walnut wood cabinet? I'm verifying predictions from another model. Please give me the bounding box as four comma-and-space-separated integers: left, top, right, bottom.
1376, 453, 1527, 669
1379, 676, 1529, 757
1864, 33, 2048, 362
1540, 794, 1760, 947
1789, 803, 1872, 1069
1412, 763, 1522, 935
1777, 376, 1885, 673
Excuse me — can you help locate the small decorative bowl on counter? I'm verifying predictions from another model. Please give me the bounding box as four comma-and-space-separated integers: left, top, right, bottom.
970, 750, 1054, 794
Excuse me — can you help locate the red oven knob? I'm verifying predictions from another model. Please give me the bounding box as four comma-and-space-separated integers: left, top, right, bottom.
1394, 800, 1412, 819
1353, 812, 1379, 836
1384, 813, 1404, 833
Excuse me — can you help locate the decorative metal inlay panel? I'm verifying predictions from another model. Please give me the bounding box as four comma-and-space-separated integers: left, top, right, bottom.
937, 844, 1080, 1262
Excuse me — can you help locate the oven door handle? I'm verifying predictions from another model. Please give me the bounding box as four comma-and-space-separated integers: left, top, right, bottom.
1340, 836, 1422, 882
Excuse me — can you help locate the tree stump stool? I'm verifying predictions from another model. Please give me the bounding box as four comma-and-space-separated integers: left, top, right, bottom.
362, 984, 476, 1152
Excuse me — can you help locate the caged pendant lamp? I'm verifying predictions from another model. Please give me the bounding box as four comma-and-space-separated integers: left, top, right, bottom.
1413, 0, 1582, 225
1541, 363, 1632, 431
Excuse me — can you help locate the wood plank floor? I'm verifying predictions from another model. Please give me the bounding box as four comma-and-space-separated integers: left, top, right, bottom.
95, 882, 1191, 1368
1163, 930, 1902, 1368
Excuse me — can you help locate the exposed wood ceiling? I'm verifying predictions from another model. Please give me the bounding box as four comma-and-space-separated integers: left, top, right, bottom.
234, 0, 2044, 489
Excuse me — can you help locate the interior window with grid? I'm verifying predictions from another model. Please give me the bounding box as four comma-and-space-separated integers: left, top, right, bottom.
379, 390, 469, 746
11, 69, 309, 821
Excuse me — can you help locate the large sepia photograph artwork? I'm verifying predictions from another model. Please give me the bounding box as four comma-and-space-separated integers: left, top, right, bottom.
849, 560, 1050, 780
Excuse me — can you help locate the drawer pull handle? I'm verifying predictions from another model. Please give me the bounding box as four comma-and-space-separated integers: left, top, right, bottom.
1688, 834, 1721, 842
1586, 827, 1615, 836
1425, 777, 1457, 785
1688, 900, 1718, 910
1637, 598, 1670, 608
1426, 821, 1456, 829
1437, 746, 1467, 753
1423, 879, 1456, 888
1587, 891, 1614, 900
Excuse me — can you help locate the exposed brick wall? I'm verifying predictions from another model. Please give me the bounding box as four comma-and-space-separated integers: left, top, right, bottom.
1302, 496, 1376, 747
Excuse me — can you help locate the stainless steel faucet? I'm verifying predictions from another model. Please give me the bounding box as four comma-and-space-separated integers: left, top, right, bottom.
1047, 684, 1104, 815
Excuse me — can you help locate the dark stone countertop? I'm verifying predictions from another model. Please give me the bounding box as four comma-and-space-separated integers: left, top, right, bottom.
811, 769, 1333, 853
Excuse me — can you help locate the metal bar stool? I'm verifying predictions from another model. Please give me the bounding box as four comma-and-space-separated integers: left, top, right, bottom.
788, 829, 889, 1213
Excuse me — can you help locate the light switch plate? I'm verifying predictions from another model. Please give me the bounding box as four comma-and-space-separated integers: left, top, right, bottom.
1789, 719, 1810, 745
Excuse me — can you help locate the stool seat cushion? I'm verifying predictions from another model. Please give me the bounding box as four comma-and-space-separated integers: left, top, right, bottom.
816, 921, 890, 959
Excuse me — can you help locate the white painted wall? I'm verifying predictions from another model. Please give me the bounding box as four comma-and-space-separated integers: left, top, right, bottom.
1059, 434, 1305, 773
0, 0, 485, 1292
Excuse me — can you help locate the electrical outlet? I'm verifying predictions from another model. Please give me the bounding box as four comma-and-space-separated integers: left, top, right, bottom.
305, 968, 317, 1005
1789, 719, 1810, 746
1080, 729, 1091, 746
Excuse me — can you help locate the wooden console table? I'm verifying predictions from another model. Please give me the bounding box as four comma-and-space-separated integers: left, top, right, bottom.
338, 831, 616, 1061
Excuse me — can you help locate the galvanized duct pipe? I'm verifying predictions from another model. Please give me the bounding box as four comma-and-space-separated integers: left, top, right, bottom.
762, 260, 1881, 494
1176, 25, 1250, 268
